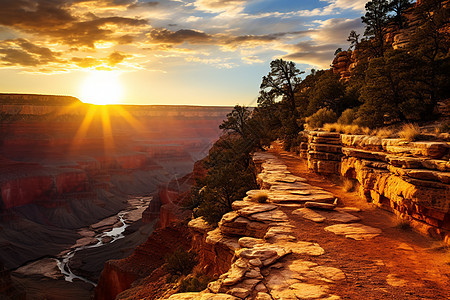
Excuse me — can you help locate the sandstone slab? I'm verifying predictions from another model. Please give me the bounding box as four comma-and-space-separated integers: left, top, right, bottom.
315, 210, 361, 223
304, 201, 337, 211
236, 204, 277, 217
292, 208, 326, 223
168, 293, 238, 300
247, 210, 289, 223
324, 223, 381, 240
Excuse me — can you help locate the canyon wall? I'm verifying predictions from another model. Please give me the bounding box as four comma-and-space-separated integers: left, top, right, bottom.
0, 95, 228, 271
299, 131, 450, 244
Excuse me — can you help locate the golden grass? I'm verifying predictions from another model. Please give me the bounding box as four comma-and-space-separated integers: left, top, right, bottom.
398, 123, 421, 141
375, 128, 394, 138
323, 123, 371, 135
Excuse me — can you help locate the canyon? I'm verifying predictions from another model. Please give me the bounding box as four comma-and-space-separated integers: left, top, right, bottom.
0, 94, 229, 299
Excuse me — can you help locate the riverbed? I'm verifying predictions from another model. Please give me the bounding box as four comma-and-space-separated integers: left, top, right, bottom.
11, 196, 155, 299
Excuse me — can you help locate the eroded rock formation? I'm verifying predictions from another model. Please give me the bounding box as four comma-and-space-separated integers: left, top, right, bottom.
300, 131, 450, 244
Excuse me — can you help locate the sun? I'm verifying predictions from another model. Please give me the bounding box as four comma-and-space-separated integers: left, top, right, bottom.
80, 70, 123, 105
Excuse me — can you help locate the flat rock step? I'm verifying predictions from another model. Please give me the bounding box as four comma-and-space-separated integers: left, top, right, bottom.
304, 201, 336, 210
293, 208, 360, 223
324, 223, 381, 240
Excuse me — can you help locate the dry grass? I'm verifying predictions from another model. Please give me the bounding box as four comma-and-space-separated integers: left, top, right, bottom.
398, 123, 421, 142
374, 128, 394, 138
323, 123, 371, 135
252, 190, 269, 203
395, 219, 412, 231
342, 178, 356, 192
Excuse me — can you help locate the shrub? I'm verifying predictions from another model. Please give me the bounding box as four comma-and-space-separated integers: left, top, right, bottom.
305, 108, 338, 129
252, 191, 269, 203
398, 123, 421, 141
396, 219, 412, 231
178, 273, 211, 292
337, 108, 357, 125
165, 248, 197, 276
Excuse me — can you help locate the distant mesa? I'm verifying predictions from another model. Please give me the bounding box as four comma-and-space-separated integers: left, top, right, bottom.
0, 93, 82, 106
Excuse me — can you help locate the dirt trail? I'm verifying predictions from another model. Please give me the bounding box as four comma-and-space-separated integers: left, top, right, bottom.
270, 146, 450, 300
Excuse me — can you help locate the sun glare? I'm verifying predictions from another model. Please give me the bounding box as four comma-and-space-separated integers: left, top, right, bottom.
80, 71, 123, 105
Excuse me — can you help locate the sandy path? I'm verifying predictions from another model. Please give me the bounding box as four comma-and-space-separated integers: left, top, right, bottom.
270, 146, 450, 299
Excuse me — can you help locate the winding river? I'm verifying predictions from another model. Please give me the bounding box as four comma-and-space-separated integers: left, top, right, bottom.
54, 195, 152, 286
56, 211, 129, 286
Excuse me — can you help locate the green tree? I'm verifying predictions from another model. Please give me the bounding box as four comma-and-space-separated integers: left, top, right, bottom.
191, 134, 257, 225
219, 105, 251, 139
305, 71, 348, 116
347, 30, 360, 50
259, 59, 304, 146
356, 49, 432, 127
361, 0, 390, 56
388, 0, 413, 29
260, 59, 303, 112
408, 0, 450, 106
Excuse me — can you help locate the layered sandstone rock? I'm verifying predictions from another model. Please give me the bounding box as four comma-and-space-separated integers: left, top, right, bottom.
331, 51, 353, 80
302, 130, 450, 243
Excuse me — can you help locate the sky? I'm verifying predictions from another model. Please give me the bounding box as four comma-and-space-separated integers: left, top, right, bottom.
0, 0, 367, 106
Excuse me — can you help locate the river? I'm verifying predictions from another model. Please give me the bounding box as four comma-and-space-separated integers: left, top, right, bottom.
13, 196, 153, 288
56, 211, 129, 286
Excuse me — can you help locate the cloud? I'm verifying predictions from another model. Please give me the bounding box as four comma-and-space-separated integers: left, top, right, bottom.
310, 18, 363, 44
128, 1, 159, 9
194, 0, 248, 13
71, 56, 101, 68
0, 0, 148, 48
0, 38, 62, 67
323, 0, 367, 12
242, 55, 263, 64
107, 51, 128, 66
0, 0, 76, 31
279, 18, 363, 69
50, 16, 148, 48
148, 28, 213, 44
283, 41, 337, 68
146, 27, 309, 49
71, 51, 129, 68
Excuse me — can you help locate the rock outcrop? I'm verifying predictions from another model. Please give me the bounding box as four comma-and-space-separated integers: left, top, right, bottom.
168, 152, 348, 299
300, 131, 450, 244
331, 51, 353, 81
